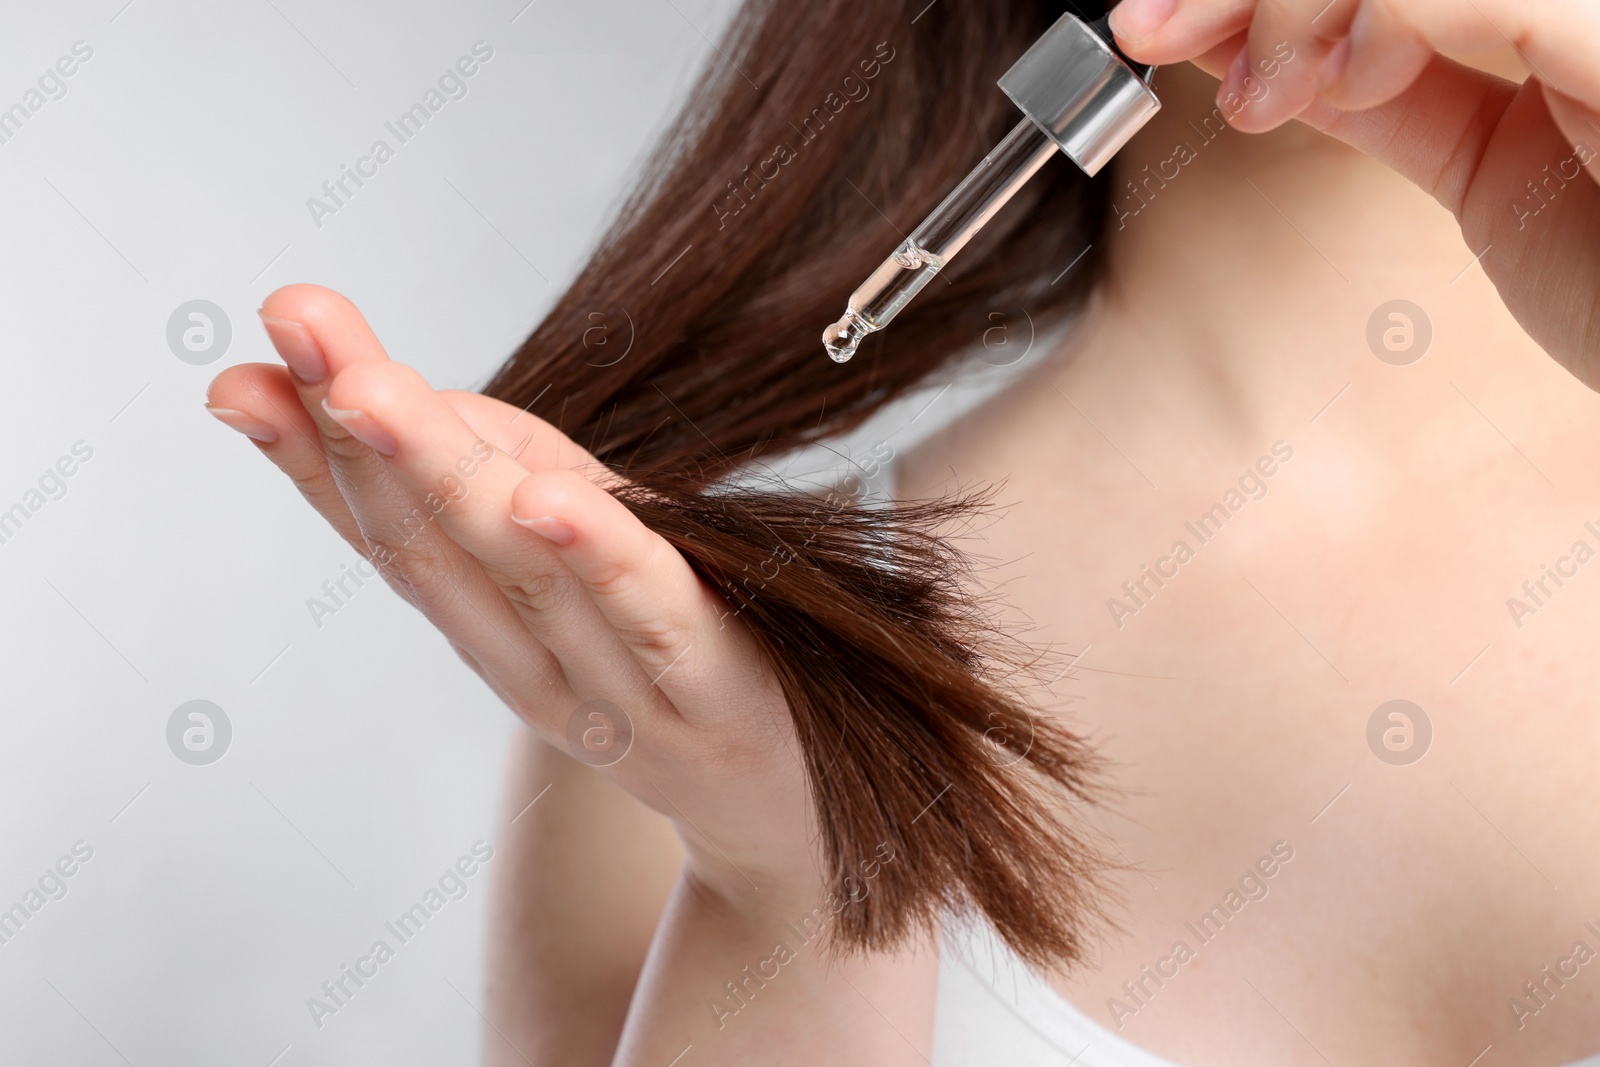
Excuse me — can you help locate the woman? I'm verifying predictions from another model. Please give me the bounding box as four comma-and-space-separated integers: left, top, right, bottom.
205, 0, 1600, 1063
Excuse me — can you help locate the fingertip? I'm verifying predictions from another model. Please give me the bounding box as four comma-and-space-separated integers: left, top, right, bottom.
257, 311, 328, 385
205, 403, 280, 444
257, 284, 390, 378
204, 361, 261, 407
1215, 45, 1268, 130
1216, 45, 1292, 133
1108, 0, 1173, 44
258, 283, 358, 329
324, 360, 444, 459
1318, 37, 1353, 93
325, 356, 428, 414
1109, 1, 1257, 68
202, 365, 320, 451
1107, 0, 1184, 65
205, 363, 303, 422
1108, 31, 1160, 68
1214, 38, 1327, 134
1317, 5, 1431, 113
511, 514, 576, 546
510, 467, 593, 526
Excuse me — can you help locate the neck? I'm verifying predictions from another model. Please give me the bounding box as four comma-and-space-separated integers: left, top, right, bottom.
1054, 63, 1553, 479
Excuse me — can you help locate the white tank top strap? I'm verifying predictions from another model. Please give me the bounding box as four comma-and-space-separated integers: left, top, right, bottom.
934, 916, 1600, 1067
936, 916, 1183, 1067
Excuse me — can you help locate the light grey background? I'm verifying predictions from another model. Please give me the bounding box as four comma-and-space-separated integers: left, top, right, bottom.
0, 0, 1034, 1062
0, 1, 753, 1063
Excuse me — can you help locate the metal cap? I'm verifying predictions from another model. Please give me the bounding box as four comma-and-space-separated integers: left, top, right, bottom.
997, 12, 1160, 177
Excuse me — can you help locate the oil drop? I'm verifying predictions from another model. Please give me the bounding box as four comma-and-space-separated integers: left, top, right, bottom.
823, 239, 946, 363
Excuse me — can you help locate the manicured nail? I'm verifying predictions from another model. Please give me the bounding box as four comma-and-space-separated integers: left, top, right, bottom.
1109, 0, 1176, 43
258, 311, 327, 384
512, 514, 575, 545
205, 405, 279, 443
1318, 37, 1352, 90
320, 398, 398, 456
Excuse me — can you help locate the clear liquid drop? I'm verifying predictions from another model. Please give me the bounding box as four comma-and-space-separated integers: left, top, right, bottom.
822, 309, 869, 363
822, 241, 945, 364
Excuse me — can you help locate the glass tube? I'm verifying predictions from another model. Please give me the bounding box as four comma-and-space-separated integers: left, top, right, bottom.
822, 117, 1058, 363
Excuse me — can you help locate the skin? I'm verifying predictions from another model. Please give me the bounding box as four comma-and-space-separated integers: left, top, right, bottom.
204, 1, 1600, 1064
903, 2, 1600, 1064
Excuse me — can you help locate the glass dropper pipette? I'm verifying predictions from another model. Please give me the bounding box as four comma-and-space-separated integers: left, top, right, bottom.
822, 12, 1160, 363
821, 119, 1059, 362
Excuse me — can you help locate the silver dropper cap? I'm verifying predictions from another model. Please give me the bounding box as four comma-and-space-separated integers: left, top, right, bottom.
997, 13, 1159, 177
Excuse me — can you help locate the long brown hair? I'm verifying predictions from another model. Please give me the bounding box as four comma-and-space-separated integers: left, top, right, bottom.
484, 0, 1118, 967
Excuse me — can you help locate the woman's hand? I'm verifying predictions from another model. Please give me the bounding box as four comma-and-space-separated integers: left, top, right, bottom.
1111, 0, 1600, 375
205, 284, 816, 908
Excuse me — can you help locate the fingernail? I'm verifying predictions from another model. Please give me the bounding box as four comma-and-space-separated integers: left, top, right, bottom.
1110, 0, 1176, 43
1318, 37, 1352, 89
259, 311, 327, 385
511, 514, 575, 546
321, 398, 398, 456
1217, 45, 1252, 116
205, 405, 279, 443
